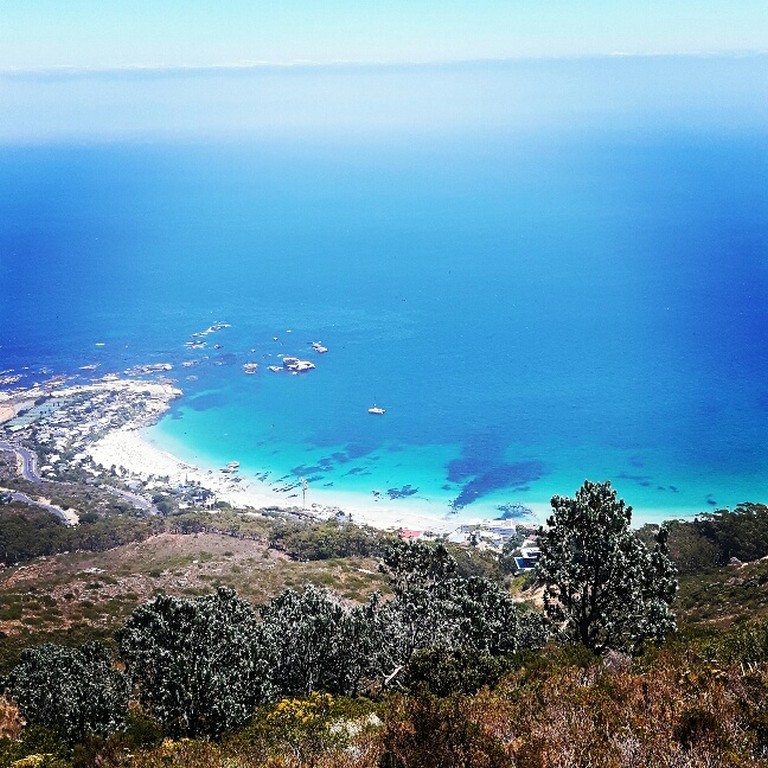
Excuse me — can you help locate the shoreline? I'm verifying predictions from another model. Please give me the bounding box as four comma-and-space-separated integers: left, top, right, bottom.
87, 426, 492, 535
0, 375, 729, 532
93, 425, 703, 532
3, 375, 518, 535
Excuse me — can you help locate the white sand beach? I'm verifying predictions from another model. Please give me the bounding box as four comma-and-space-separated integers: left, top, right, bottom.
87, 426, 475, 535
2, 375, 689, 531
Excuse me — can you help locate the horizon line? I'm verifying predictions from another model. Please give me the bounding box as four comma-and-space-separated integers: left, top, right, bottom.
1, 50, 767, 76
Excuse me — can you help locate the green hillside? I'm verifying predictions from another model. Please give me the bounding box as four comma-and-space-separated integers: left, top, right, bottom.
3, 480, 768, 767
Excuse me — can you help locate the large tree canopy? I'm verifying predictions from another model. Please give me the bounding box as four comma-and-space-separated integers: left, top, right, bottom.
373, 539, 547, 684
117, 586, 271, 738
257, 584, 372, 698
4, 641, 129, 745
537, 479, 677, 655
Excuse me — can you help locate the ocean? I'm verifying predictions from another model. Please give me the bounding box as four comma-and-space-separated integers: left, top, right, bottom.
1, 58, 767, 525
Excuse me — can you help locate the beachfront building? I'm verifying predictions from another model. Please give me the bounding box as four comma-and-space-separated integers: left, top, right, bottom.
514, 538, 541, 572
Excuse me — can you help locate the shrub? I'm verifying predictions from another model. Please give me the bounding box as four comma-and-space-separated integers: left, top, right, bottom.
3, 642, 128, 746
402, 646, 513, 696
380, 693, 510, 768
257, 585, 372, 697
118, 587, 271, 739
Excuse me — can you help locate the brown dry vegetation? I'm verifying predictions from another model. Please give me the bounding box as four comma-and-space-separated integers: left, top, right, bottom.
0, 698, 21, 743
0, 531, 386, 664
14, 649, 768, 768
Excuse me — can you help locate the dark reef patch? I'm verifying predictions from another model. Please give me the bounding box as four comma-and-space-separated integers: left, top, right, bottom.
451, 459, 548, 511
495, 503, 534, 520
446, 431, 507, 483
446, 431, 547, 510
387, 484, 419, 499
290, 464, 326, 476
345, 442, 376, 460
617, 471, 655, 488
274, 481, 301, 493
186, 392, 228, 411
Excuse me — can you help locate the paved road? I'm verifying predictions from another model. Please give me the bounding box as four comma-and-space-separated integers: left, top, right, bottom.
0, 440, 41, 482
105, 486, 157, 515
0, 440, 157, 515
4, 490, 75, 525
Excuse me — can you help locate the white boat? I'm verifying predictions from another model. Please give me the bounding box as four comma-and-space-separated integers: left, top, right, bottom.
368, 405, 386, 415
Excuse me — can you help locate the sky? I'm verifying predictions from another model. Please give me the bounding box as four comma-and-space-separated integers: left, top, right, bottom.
1, 1, 767, 70
1, 2, 766, 143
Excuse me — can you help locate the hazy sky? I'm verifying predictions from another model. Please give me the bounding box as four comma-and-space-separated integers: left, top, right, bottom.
2, 1, 767, 70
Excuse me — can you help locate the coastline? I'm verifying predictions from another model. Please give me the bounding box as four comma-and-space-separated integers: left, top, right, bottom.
89, 424, 698, 532
2, 375, 530, 535
0, 375, 733, 532
87, 426, 484, 536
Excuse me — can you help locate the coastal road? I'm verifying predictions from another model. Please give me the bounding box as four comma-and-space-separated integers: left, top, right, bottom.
0, 441, 41, 482
2, 489, 76, 526
105, 486, 158, 515
0, 439, 158, 515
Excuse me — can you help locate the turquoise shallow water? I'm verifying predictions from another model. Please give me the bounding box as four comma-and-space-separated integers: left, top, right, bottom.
1, 61, 767, 526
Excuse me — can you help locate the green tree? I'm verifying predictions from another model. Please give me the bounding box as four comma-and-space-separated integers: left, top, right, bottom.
3, 641, 129, 745
637, 520, 718, 575
371, 540, 546, 689
373, 540, 466, 674
537, 479, 677, 655
454, 575, 546, 655
692, 503, 768, 565
257, 584, 371, 697
117, 586, 271, 738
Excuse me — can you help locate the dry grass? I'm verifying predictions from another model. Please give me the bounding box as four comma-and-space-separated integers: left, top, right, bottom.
0, 532, 387, 640
0, 696, 23, 741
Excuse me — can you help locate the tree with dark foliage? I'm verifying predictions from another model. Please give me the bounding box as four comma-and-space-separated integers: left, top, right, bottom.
537, 480, 677, 655
372, 539, 547, 689
4, 641, 129, 745
117, 586, 271, 738
257, 584, 372, 697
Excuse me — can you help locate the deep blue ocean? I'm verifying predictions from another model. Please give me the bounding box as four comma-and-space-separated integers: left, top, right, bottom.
1, 59, 766, 524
